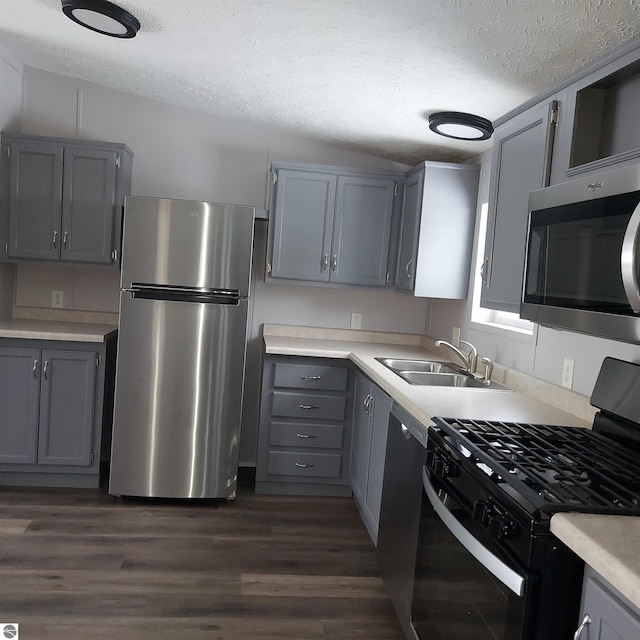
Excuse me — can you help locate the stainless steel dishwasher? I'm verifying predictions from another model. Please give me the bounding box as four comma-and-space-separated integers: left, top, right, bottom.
376, 401, 427, 640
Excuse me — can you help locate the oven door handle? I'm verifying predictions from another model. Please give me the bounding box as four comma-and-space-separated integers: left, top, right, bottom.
621, 201, 640, 313
423, 467, 526, 596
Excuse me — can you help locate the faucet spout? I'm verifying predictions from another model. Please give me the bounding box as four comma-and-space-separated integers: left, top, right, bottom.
434, 340, 471, 372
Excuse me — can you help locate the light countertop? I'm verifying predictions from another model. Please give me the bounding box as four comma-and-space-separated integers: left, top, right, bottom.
263, 332, 590, 430
263, 325, 640, 608
551, 513, 640, 609
0, 319, 118, 343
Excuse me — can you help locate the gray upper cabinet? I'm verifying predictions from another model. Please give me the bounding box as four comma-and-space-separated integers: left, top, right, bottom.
481, 99, 558, 313
332, 174, 395, 286
270, 169, 336, 282
268, 163, 399, 288
395, 161, 480, 299
1, 133, 133, 267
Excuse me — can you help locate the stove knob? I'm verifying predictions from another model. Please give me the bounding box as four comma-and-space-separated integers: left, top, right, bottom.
434, 458, 448, 478
472, 500, 490, 524
488, 515, 513, 541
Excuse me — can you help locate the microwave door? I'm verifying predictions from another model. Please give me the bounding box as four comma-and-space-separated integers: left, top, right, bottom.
621, 200, 640, 313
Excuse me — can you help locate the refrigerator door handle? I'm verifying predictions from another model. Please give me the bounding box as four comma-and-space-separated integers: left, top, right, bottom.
128, 283, 241, 305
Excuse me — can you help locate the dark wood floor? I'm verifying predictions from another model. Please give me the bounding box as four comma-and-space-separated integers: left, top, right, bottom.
0, 472, 404, 639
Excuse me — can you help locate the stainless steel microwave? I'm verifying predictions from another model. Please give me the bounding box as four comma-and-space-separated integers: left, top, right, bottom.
521, 163, 640, 344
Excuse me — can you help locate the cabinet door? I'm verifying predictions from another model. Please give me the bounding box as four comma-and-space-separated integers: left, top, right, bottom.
395, 169, 424, 292
270, 169, 335, 281
579, 569, 640, 640
365, 384, 391, 526
331, 175, 395, 286
0, 347, 40, 464
350, 373, 372, 500
38, 350, 96, 466
61, 146, 117, 264
7, 141, 63, 260
481, 100, 557, 312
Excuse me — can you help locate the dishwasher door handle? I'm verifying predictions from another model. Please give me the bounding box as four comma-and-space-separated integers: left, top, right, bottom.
423, 467, 526, 596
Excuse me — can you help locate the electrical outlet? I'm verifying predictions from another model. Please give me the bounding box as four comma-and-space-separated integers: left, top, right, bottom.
52, 290, 64, 308
452, 326, 461, 347
351, 312, 362, 330
561, 357, 574, 389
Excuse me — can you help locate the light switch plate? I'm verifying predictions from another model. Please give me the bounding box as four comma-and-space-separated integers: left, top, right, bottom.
452, 326, 461, 347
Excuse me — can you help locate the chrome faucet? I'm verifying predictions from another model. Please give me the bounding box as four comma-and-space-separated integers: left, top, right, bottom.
434, 339, 477, 373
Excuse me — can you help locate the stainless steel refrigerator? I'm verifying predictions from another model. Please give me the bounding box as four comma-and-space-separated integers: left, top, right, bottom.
109, 196, 255, 499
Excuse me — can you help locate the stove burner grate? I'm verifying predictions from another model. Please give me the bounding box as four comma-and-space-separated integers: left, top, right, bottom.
433, 417, 640, 516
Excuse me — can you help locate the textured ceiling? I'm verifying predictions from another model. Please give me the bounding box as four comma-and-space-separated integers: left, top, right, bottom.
1, 0, 639, 165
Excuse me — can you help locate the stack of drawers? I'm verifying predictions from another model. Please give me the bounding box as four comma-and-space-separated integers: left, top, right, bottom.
255, 355, 353, 496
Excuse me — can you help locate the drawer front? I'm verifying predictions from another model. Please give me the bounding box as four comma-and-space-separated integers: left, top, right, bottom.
271, 391, 346, 420
266, 451, 343, 478
269, 421, 345, 449
273, 362, 348, 391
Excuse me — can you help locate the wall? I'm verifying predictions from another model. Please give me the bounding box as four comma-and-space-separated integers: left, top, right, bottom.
14, 66, 431, 464
428, 150, 640, 398
0, 47, 21, 319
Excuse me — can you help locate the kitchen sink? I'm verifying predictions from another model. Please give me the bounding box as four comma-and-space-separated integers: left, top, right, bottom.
375, 357, 462, 374
375, 357, 511, 391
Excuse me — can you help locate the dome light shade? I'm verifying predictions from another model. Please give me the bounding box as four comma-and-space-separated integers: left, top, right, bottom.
61, 0, 140, 38
428, 111, 493, 141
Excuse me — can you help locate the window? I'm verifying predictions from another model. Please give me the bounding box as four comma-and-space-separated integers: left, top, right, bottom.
471, 203, 534, 336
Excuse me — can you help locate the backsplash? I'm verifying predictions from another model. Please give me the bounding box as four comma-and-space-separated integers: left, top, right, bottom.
14, 263, 120, 314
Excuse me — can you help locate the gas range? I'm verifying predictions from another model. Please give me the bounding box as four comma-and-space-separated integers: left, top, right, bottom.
431, 417, 640, 520
412, 357, 640, 640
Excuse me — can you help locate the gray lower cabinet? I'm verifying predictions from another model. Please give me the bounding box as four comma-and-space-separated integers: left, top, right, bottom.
0, 133, 133, 266
0, 337, 116, 487
256, 355, 354, 496
575, 566, 640, 640
350, 371, 391, 544
268, 163, 399, 287
395, 161, 479, 298
481, 98, 558, 313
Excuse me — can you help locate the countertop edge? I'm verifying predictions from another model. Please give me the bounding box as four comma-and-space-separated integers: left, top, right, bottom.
551, 513, 640, 610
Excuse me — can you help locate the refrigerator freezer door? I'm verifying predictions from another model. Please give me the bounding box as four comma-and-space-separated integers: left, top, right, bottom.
109, 294, 249, 498
120, 196, 255, 296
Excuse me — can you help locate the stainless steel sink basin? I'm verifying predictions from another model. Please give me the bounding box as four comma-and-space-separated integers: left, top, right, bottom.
399, 371, 510, 390
375, 357, 510, 391
375, 357, 462, 374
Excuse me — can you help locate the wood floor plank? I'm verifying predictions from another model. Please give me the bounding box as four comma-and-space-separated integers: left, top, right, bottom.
241, 573, 388, 598
0, 518, 31, 534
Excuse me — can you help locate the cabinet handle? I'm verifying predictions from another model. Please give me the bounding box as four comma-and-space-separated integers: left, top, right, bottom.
295, 462, 314, 468
405, 258, 413, 279
111, 249, 118, 263
368, 394, 374, 417
480, 257, 489, 285
301, 375, 322, 380
299, 404, 319, 410
321, 254, 329, 272
572, 614, 591, 640
297, 433, 317, 439
43, 360, 49, 380
63, 231, 69, 250
331, 255, 338, 272
32, 359, 38, 378
52, 231, 58, 249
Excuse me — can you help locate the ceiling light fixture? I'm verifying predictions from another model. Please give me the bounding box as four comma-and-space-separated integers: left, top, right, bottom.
428, 111, 494, 141
61, 0, 140, 38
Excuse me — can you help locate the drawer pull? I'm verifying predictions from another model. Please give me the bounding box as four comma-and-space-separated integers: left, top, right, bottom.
301, 375, 322, 380
297, 433, 317, 439
295, 462, 315, 468
299, 404, 319, 410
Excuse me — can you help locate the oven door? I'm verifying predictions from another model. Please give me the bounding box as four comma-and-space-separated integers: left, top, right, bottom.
411, 466, 528, 640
